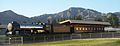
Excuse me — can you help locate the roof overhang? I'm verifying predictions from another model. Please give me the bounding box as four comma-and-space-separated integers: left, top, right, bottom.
59, 20, 71, 24
59, 20, 111, 25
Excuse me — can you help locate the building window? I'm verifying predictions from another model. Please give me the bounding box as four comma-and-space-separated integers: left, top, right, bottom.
76, 27, 79, 30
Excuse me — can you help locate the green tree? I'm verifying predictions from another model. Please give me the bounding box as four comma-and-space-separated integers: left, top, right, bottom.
107, 13, 119, 27
95, 17, 103, 22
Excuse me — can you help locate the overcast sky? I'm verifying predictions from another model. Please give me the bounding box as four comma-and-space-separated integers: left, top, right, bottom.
0, 0, 120, 17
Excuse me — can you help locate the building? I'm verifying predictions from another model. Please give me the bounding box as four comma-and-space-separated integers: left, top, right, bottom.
59, 20, 110, 33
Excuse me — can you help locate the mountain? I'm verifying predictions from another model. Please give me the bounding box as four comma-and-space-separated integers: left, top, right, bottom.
31, 7, 104, 23
0, 10, 34, 24
0, 7, 120, 24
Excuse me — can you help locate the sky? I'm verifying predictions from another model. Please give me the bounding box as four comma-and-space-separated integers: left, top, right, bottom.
0, 0, 120, 17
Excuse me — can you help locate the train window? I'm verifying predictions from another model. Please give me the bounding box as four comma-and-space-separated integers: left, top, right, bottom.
79, 28, 81, 30
88, 28, 90, 30
85, 28, 87, 30
83, 28, 85, 30
75, 27, 79, 30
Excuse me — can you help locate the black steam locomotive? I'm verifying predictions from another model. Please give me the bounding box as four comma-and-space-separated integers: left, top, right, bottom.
6, 21, 46, 35
6, 21, 71, 35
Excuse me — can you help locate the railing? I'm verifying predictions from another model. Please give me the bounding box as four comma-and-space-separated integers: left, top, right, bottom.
23, 32, 120, 43
23, 34, 71, 43
71, 32, 120, 39
1, 32, 120, 45
0, 37, 23, 45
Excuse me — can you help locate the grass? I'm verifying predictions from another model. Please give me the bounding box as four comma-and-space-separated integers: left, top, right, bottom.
13, 38, 120, 46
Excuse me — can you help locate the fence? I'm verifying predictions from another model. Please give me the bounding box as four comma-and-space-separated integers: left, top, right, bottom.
23, 32, 120, 43
23, 34, 71, 43
1, 32, 120, 45
0, 37, 23, 45
71, 32, 120, 39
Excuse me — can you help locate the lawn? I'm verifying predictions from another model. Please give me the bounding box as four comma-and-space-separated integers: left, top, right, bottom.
13, 38, 120, 46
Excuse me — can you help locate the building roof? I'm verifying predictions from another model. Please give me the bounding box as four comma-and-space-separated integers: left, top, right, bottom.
59, 20, 111, 25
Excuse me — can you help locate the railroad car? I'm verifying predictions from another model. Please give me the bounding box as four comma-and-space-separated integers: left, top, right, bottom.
6, 20, 111, 35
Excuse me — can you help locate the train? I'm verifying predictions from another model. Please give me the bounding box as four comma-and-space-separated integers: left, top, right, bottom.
6, 20, 111, 35
6, 21, 71, 35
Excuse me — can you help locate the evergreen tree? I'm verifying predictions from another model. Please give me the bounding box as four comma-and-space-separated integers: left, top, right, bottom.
95, 17, 103, 21
107, 13, 119, 27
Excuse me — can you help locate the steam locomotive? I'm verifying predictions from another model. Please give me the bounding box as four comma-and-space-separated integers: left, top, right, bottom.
6, 21, 71, 35
6, 21, 46, 35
